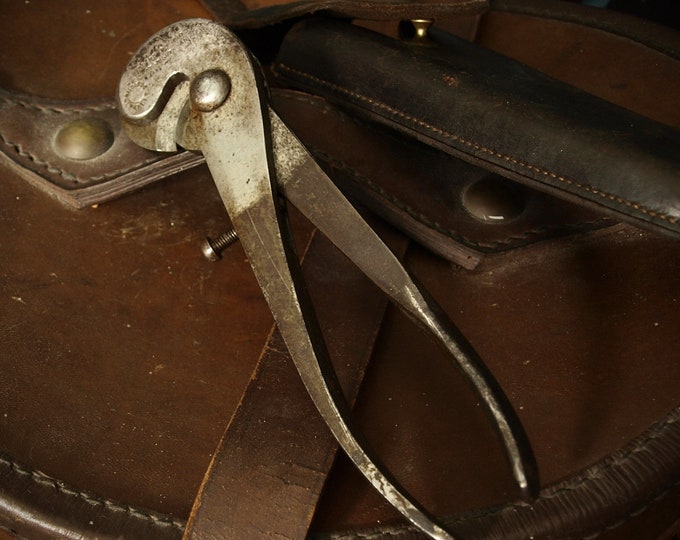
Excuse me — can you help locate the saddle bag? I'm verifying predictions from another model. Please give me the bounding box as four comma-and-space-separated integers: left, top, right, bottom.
0, 0, 678, 538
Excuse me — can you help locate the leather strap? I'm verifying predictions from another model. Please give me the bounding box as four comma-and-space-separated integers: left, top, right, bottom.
272, 90, 610, 269
0, 452, 183, 540
185, 219, 408, 539
0, 91, 202, 208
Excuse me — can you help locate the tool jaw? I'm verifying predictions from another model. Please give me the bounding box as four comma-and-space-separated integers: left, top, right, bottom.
117, 18, 265, 155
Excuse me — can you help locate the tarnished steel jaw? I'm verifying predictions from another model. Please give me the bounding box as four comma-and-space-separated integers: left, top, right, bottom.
118, 18, 266, 154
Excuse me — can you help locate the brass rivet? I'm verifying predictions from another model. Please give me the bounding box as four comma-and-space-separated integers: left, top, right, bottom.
411, 19, 434, 41
400, 19, 434, 42
54, 117, 114, 160
462, 175, 526, 223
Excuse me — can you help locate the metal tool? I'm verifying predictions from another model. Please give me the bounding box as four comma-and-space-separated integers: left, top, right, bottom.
118, 19, 537, 539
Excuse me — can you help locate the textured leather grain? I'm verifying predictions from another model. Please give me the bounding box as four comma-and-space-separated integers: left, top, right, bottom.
185, 219, 408, 539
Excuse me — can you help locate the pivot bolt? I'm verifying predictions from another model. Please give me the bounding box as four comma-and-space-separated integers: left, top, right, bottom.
190, 70, 231, 112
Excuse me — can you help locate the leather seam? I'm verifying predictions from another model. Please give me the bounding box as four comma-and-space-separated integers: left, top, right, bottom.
275, 91, 609, 250
578, 479, 680, 540
0, 454, 185, 531
0, 93, 163, 184
330, 480, 680, 540
276, 64, 677, 226
0, 132, 163, 185
0, 94, 115, 114
310, 144, 607, 251
318, 409, 680, 539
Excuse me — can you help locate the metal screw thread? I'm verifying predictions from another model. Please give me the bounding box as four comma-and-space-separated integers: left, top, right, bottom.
202, 229, 239, 261
212, 229, 239, 252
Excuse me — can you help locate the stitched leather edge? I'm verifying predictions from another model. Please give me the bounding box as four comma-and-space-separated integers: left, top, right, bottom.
273, 90, 611, 258
0, 132, 163, 185
312, 145, 609, 251
0, 93, 168, 185
275, 64, 678, 229
0, 452, 185, 537
314, 406, 680, 539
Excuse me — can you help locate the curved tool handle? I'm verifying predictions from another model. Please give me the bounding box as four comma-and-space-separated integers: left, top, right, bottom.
270, 110, 538, 499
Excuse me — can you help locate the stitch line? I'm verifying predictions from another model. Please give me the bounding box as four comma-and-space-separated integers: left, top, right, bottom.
276, 64, 677, 226
579, 480, 680, 540
317, 409, 680, 539
0, 454, 184, 531
275, 91, 610, 250
0, 132, 162, 184
311, 145, 610, 250
323, 479, 680, 540
0, 94, 115, 114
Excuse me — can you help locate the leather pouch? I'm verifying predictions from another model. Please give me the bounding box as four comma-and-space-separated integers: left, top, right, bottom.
274, 17, 680, 237
0, 1, 679, 539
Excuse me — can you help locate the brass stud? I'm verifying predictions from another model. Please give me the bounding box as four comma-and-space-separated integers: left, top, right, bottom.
462, 175, 526, 223
400, 19, 435, 43
54, 117, 114, 160
410, 19, 434, 41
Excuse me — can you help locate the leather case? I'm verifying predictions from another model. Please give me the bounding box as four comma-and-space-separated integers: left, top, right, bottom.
274, 18, 680, 237
0, 1, 678, 539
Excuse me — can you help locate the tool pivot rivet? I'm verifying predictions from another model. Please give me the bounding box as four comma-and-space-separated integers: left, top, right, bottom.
190, 69, 231, 112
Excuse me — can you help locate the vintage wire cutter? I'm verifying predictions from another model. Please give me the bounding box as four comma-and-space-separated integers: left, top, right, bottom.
118, 19, 537, 539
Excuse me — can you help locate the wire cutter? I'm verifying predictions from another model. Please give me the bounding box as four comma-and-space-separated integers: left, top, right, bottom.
118, 19, 537, 539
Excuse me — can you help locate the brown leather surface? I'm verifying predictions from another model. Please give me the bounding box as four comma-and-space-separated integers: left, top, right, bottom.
0, 0, 211, 100
476, 7, 680, 128
306, 8, 680, 537
0, 1, 678, 539
272, 90, 611, 269
184, 219, 408, 539
0, 2, 212, 209
0, 161, 282, 518
0, 91, 205, 208
311, 224, 680, 536
274, 16, 680, 237
201, 0, 487, 29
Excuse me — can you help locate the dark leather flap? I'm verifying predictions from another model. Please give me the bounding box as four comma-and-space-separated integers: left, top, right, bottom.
274, 18, 680, 238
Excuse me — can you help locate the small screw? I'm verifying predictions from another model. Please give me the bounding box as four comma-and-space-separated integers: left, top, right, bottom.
201, 229, 239, 261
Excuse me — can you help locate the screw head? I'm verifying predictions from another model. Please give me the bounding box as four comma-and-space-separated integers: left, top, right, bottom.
201, 238, 222, 262
190, 70, 231, 112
